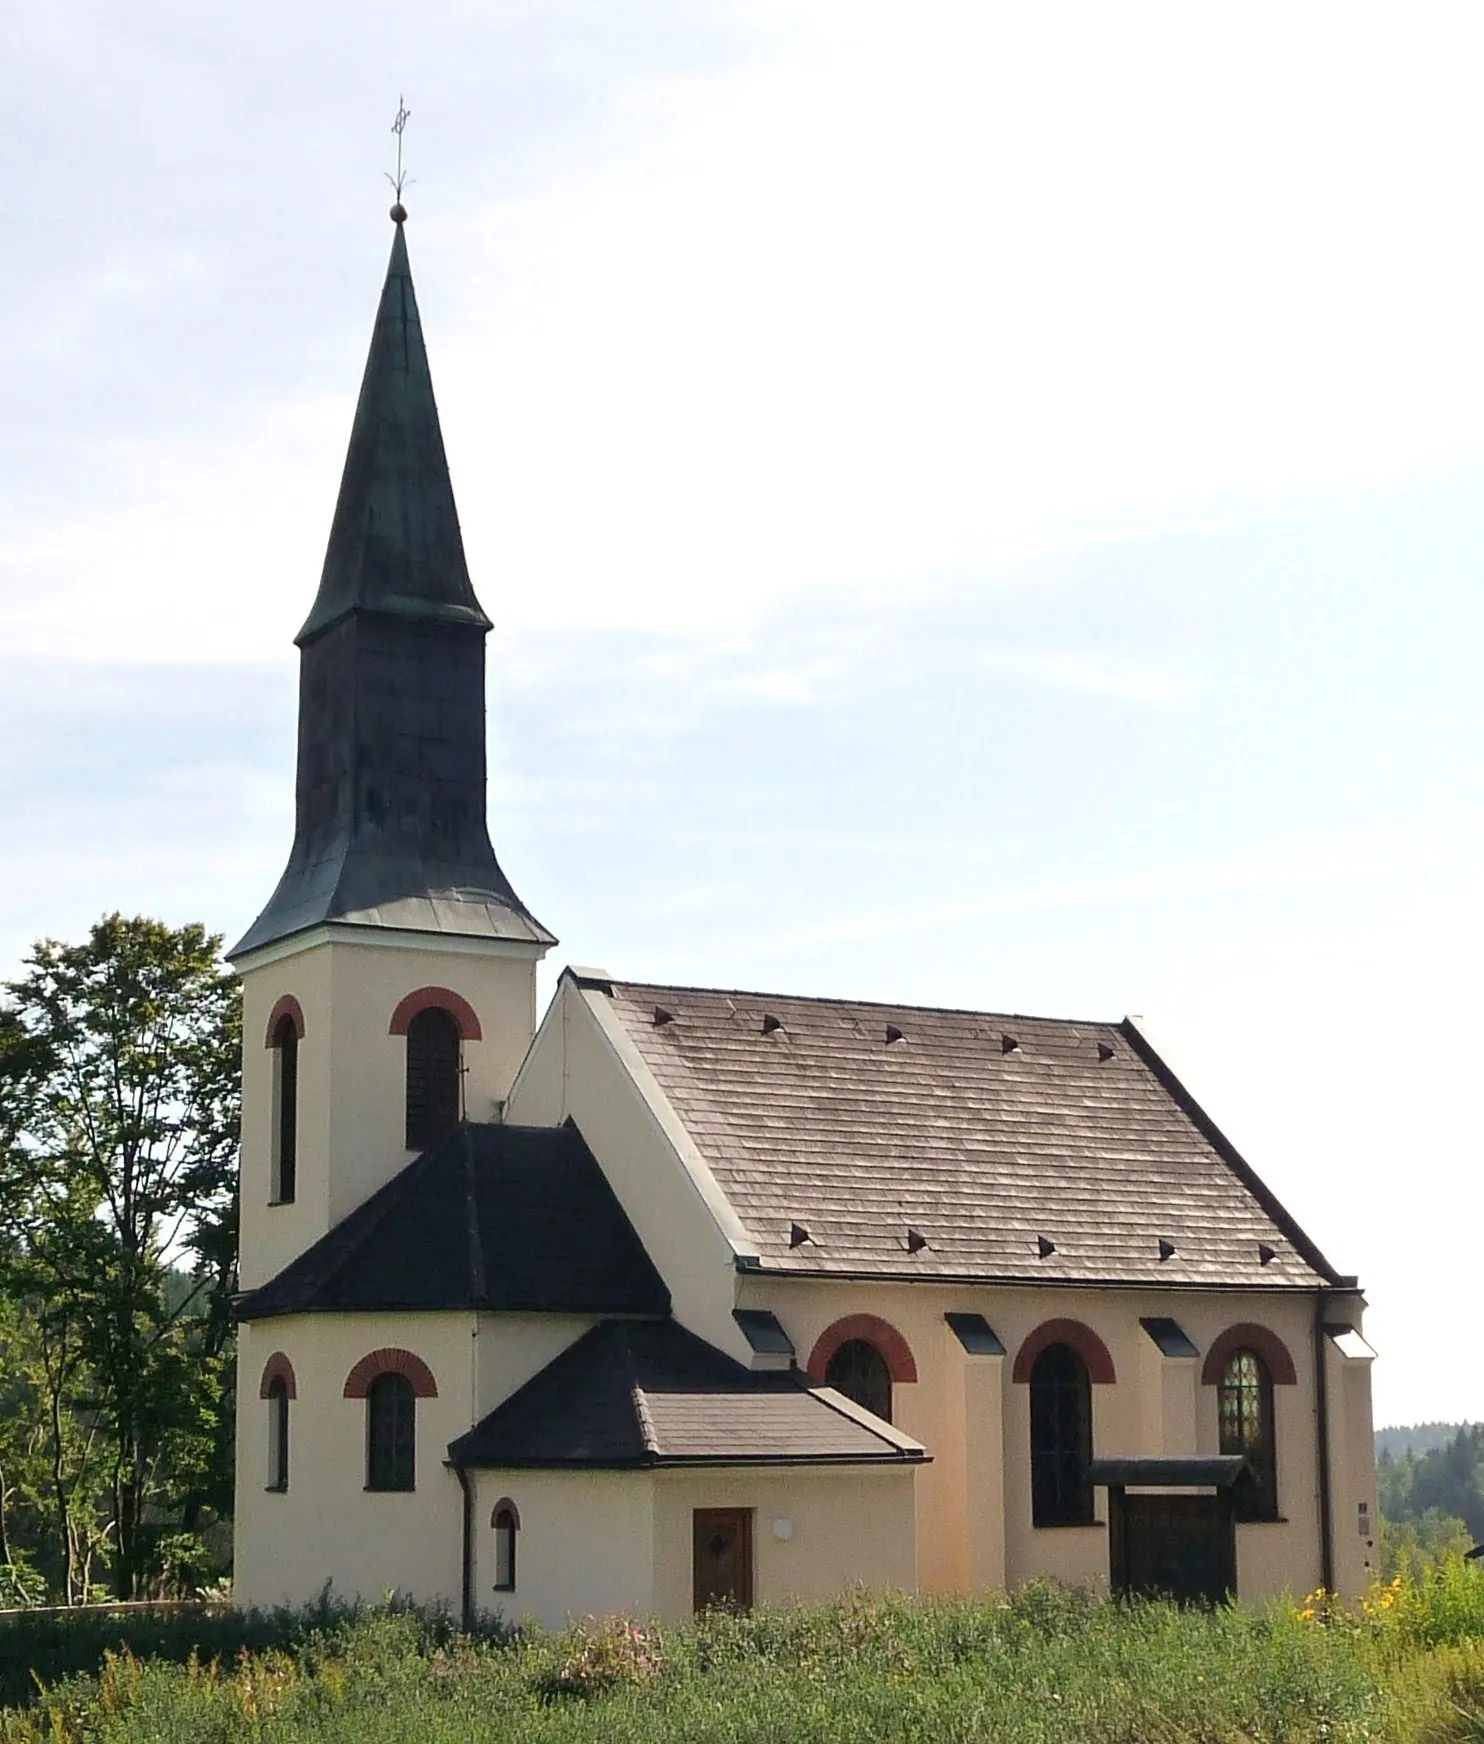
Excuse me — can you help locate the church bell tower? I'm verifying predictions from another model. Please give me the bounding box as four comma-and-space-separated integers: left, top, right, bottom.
230, 206, 553, 1290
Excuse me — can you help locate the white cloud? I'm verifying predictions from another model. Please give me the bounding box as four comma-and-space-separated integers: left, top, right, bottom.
8, 4, 1484, 660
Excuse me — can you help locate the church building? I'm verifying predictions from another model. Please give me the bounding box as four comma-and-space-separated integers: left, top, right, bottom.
230, 208, 1377, 1626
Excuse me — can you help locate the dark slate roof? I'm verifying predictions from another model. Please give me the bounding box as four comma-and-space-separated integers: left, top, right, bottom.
297, 217, 490, 646
449, 1318, 927, 1468
235, 1122, 668, 1320
602, 980, 1346, 1290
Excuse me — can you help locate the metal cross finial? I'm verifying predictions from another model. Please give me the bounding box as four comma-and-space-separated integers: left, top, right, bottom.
387, 96, 413, 213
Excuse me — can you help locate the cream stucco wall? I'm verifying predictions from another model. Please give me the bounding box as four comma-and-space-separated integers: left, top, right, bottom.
651, 1467, 917, 1619
234, 1311, 477, 1610
506, 976, 755, 1364
469, 1465, 916, 1630
470, 1470, 657, 1629
736, 1275, 1375, 1603
234, 1308, 599, 1611
237, 927, 543, 1289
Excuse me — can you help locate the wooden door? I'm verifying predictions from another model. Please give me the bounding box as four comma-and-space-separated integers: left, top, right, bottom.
1109, 1491, 1236, 1604
693, 1509, 754, 1611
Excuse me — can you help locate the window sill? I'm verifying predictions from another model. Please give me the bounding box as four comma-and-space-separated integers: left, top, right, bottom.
264, 1484, 288, 1495
492, 1584, 515, 1594
364, 1485, 416, 1494
1033, 1519, 1105, 1530
267, 1198, 296, 1209
1236, 1514, 1288, 1525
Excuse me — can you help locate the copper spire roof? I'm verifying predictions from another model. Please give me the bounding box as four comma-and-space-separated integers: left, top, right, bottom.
230, 213, 551, 958
297, 215, 491, 645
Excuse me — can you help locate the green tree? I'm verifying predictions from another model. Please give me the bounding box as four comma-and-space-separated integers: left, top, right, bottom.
0, 915, 240, 1599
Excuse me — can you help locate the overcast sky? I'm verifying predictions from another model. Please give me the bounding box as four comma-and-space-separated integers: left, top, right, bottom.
5, 2, 1483, 1428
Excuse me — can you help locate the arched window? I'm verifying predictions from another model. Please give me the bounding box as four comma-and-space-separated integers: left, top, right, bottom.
270, 1013, 298, 1203
492, 1500, 519, 1591
405, 1006, 461, 1150
825, 1338, 894, 1423
366, 1372, 417, 1491
1219, 1349, 1277, 1520
266, 1375, 290, 1492
1030, 1342, 1093, 1526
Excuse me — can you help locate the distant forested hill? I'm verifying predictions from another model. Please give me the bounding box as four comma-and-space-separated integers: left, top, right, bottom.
1376, 1422, 1484, 1578
1376, 1423, 1469, 1460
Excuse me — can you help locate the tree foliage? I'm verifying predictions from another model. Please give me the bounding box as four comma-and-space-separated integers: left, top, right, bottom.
0, 915, 240, 1601
1377, 1422, 1484, 1580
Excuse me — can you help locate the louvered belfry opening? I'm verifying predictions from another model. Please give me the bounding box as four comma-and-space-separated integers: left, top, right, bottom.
405, 1006, 461, 1149
272, 1014, 298, 1203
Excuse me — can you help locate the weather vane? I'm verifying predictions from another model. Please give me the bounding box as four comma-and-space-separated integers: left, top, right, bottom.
387, 96, 412, 219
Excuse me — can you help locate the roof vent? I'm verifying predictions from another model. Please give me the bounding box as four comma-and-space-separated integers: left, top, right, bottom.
1258, 1242, 1276, 1266
1037, 1234, 1056, 1258
885, 1024, 905, 1045
1158, 1238, 1176, 1262
1097, 1041, 1115, 1062
789, 1222, 811, 1248
906, 1227, 928, 1254
1001, 1033, 1020, 1054
652, 1006, 674, 1026
761, 1013, 783, 1035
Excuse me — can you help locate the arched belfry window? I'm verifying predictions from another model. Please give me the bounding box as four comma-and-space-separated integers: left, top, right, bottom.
404, 1007, 461, 1150
1029, 1342, 1093, 1526
1219, 1349, 1278, 1520
825, 1339, 894, 1423
267, 1000, 304, 1204
492, 1500, 520, 1592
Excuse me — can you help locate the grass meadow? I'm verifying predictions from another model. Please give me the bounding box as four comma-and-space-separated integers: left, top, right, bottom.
4, 1566, 1484, 1743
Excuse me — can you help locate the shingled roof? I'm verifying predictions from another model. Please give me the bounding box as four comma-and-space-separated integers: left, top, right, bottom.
449, 1318, 927, 1468
235, 1122, 669, 1320
601, 980, 1345, 1290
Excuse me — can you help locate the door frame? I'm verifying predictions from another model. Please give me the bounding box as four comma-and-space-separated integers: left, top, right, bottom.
692, 1507, 755, 1612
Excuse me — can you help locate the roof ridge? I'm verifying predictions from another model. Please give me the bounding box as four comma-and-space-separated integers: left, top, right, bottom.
618, 1325, 661, 1458
605, 977, 1121, 1029
460, 1125, 489, 1307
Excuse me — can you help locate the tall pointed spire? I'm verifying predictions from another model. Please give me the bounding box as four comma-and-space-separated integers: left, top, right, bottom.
231, 210, 552, 960
297, 217, 490, 643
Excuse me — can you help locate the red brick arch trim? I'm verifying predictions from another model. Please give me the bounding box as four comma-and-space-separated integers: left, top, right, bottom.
342, 1349, 439, 1399
258, 1352, 298, 1399
1012, 1319, 1117, 1385
265, 995, 306, 1046
807, 1314, 918, 1384
490, 1498, 521, 1529
388, 987, 482, 1042
1201, 1323, 1298, 1387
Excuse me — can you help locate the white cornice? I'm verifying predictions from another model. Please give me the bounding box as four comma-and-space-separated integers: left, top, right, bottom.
232, 924, 549, 975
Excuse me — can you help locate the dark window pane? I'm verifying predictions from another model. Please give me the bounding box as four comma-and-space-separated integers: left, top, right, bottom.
493, 1509, 517, 1590
273, 1016, 298, 1203
825, 1339, 893, 1423
1030, 1342, 1093, 1525
405, 1008, 461, 1150
1219, 1349, 1277, 1520
367, 1372, 416, 1491
267, 1377, 289, 1491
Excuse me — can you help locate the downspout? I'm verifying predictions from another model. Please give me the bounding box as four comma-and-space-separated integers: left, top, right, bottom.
453, 1463, 474, 1631
1313, 1288, 1335, 1595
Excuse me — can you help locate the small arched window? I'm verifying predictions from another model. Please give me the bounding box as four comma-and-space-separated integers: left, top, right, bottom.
271, 1013, 298, 1203
366, 1372, 417, 1491
492, 1500, 519, 1591
266, 1375, 290, 1492
1219, 1349, 1277, 1520
405, 1006, 461, 1150
1030, 1342, 1093, 1526
825, 1338, 893, 1423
